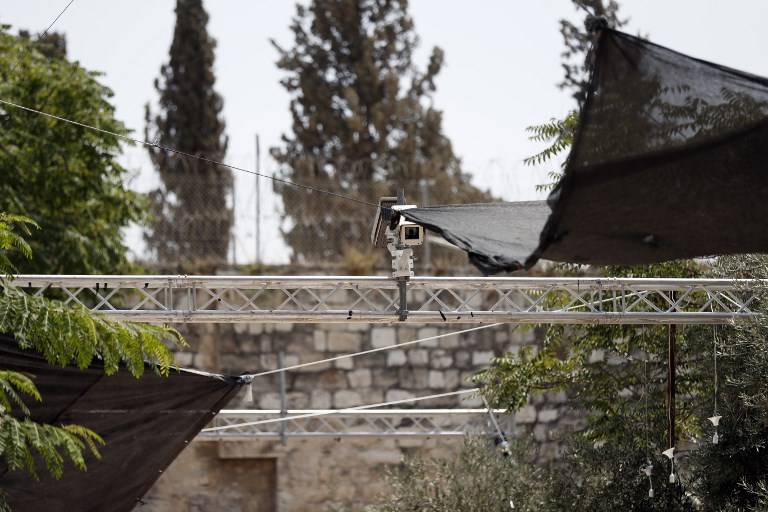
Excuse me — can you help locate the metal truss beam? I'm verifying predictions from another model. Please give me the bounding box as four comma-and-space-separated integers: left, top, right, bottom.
198, 409, 506, 440
9, 275, 761, 325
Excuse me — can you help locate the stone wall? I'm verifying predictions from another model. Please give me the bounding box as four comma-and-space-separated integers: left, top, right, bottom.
140, 321, 579, 511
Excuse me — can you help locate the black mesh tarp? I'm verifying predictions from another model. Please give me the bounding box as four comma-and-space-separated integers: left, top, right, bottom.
401, 201, 550, 274
403, 29, 768, 274
0, 334, 243, 512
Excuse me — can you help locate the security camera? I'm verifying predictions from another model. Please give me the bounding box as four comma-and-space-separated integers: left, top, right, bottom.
397, 218, 424, 247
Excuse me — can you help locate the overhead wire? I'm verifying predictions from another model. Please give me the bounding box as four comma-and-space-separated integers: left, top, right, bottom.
202, 388, 479, 433
243, 323, 506, 378
40, 0, 77, 38
0, 98, 383, 211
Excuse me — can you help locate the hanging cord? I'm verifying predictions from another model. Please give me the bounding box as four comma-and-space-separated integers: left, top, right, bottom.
201, 388, 478, 433
640, 327, 655, 497
713, 325, 718, 416
482, 395, 511, 457
0, 98, 383, 211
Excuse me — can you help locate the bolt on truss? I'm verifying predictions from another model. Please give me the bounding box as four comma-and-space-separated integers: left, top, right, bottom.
9, 275, 761, 324
198, 409, 509, 440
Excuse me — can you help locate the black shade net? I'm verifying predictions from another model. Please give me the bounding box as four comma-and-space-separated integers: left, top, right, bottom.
400, 201, 550, 274
403, 29, 768, 274
0, 335, 244, 512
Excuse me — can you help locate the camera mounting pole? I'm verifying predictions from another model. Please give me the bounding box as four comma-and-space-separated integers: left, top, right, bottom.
371, 190, 425, 322
390, 190, 412, 321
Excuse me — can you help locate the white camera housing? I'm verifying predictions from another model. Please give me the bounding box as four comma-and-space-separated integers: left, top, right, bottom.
396, 218, 424, 247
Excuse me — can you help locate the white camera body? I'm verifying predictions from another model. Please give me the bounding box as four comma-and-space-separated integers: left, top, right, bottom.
371, 197, 424, 279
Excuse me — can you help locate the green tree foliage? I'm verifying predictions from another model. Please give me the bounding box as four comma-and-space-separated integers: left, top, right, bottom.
0, 26, 144, 274
524, 111, 579, 192
145, 0, 232, 267
272, 0, 492, 263
0, 216, 184, 509
559, 0, 625, 101
377, 436, 691, 512
374, 437, 550, 512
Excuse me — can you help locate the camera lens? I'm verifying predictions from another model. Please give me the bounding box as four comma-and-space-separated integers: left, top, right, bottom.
404, 226, 420, 240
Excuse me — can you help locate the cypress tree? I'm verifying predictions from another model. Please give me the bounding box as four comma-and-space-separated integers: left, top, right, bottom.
272, 0, 492, 264
145, 0, 231, 267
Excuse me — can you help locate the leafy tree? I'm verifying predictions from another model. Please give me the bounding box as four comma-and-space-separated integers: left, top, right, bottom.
374, 437, 551, 512
0, 215, 184, 510
0, 26, 144, 274
559, 0, 626, 101
272, 0, 492, 263
145, 0, 232, 267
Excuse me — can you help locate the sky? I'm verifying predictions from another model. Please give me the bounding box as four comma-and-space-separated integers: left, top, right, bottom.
2, 1, 768, 264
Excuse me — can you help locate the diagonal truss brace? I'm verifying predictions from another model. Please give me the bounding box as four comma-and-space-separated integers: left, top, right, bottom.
198, 409, 509, 439
8, 275, 762, 324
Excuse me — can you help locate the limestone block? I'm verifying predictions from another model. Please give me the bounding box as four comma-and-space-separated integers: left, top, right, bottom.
286, 392, 309, 408
283, 354, 300, 367
533, 424, 549, 442
260, 354, 277, 369
385, 389, 414, 402
461, 393, 483, 407
372, 368, 399, 387
455, 350, 471, 368
472, 350, 494, 366
309, 389, 332, 409
313, 330, 327, 352
417, 327, 439, 348
248, 323, 264, 335
362, 450, 403, 465
408, 349, 429, 366
327, 331, 362, 352
316, 369, 348, 389
546, 391, 568, 403
515, 405, 537, 424
259, 392, 281, 409
387, 350, 407, 367
234, 323, 248, 334
275, 323, 293, 332
354, 353, 387, 368
371, 327, 396, 348
334, 357, 354, 370
428, 370, 445, 389
538, 408, 559, 423
359, 389, 384, 404
439, 333, 460, 349
430, 350, 453, 369
399, 368, 428, 389
347, 369, 372, 388
444, 369, 460, 389
334, 390, 362, 408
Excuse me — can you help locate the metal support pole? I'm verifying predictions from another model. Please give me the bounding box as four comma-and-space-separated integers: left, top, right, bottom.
397, 278, 408, 322
667, 324, 676, 450
254, 134, 262, 265
278, 351, 287, 445
419, 179, 432, 273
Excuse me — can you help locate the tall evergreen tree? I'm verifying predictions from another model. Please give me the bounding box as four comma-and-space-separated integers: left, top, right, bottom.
272, 0, 491, 264
145, 0, 231, 267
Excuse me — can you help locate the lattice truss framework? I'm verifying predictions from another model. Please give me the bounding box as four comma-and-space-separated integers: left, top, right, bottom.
9, 275, 761, 324
198, 409, 510, 440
